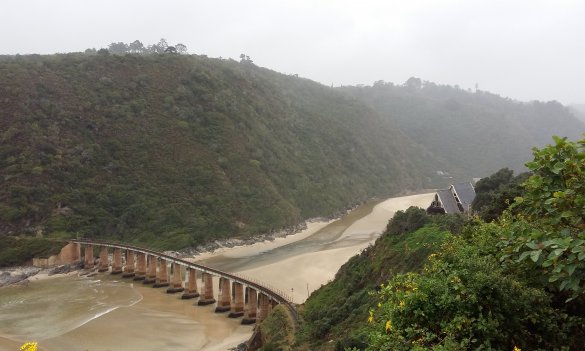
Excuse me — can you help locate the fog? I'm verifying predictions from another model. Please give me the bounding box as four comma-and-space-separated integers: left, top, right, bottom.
3, 0, 584, 104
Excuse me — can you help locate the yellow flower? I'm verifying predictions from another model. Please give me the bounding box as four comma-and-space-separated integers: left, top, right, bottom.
368, 310, 374, 323
399, 300, 405, 308
513, 346, 521, 351
385, 320, 392, 332
20, 342, 38, 351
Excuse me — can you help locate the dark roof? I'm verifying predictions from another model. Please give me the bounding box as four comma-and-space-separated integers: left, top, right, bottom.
451, 182, 476, 207
436, 189, 460, 214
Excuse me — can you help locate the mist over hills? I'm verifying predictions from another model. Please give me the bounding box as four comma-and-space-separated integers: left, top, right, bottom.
1, 53, 583, 248
340, 79, 585, 181
570, 104, 585, 123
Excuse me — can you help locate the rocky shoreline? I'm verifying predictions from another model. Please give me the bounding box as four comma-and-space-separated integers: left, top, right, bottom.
0, 262, 83, 288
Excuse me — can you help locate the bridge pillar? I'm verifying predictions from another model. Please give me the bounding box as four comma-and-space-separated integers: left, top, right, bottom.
122, 250, 135, 278
84, 244, 94, 269
242, 287, 257, 324
182, 268, 199, 299
257, 293, 271, 323
70, 242, 81, 263
167, 263, 185, 293
111, 248, 123, 274
98, 247, 109, 272
215, 277, 231, 313
134, 252, 146, 280
61, 242, 81, 264
153, 258, 169, 288
197, 272, 216, 305
228, 282, 245, 318
143, 255, 157, 284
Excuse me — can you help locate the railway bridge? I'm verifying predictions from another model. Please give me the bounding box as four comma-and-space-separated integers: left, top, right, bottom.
63, 239, 298, 327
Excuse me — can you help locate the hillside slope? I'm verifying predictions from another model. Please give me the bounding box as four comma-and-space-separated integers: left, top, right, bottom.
0, 54, 428, 248
341, 81, 585, 180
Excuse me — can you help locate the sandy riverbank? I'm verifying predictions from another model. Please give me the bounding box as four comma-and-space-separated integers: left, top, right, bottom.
192, 220, 335, 261
198, 193, 435, 303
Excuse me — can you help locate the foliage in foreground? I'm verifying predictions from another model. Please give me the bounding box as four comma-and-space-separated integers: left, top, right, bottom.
360, 136, 585, 350
366, 224, 582, 350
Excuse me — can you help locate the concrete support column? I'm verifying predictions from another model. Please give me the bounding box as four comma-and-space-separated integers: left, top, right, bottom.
134, 253, 146, 281
111, 248, 122, 274
61, 242, 81, 264
98, 247, 109, 272
228, 282, 245, 318
197, 272, 216, 305
143, 255, 157, 284
72, 242, 81, 263
257, 293, 271, 323
215, 277, 231, 313
182, 268, 199, 299
122, 250, 135, 278
84, 244, 94, 269
167, 263, 185, 293
153, 258, 169, 288
242, 287, 257, 324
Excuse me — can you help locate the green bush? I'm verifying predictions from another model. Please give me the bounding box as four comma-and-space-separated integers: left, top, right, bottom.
365, 224, 583, 350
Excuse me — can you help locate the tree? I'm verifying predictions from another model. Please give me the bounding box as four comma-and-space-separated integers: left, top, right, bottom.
506, 136, 585, 298
175, 43, 187, 54
164, 46, 178, 54
404, 77, 422, 90
239, 53, 253, 63
108, 42, 128, 54
128, 40, 145, 54
471, 168, 529, 222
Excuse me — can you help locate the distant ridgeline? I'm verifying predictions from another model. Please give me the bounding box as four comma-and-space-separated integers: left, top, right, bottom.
0, 52, 583, 249
340, 78, 585, 181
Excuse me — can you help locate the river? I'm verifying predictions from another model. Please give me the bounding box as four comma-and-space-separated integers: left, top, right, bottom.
0, 193, 434, 351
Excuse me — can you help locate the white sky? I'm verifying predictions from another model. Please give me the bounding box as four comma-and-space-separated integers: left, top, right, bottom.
2, 0, 584, 104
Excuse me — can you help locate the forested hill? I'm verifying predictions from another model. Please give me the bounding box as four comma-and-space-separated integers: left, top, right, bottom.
340, 80, 585, 180
1, 54, 583, 250
0, 53, 429, 248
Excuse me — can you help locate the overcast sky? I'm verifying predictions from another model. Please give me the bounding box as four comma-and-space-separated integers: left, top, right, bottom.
3, 0, 584, 104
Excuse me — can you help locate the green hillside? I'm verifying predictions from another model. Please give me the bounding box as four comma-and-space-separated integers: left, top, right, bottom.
0, 53, 428, 248
341, 80, 585, 180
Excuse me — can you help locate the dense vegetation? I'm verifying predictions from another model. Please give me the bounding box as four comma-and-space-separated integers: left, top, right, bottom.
299, 136, 585, 350
0, 237, 64, 267
257, 305, 296, 351
341, 80, 585, 181
471, 168, 529, 222
0, 53, 428, 249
